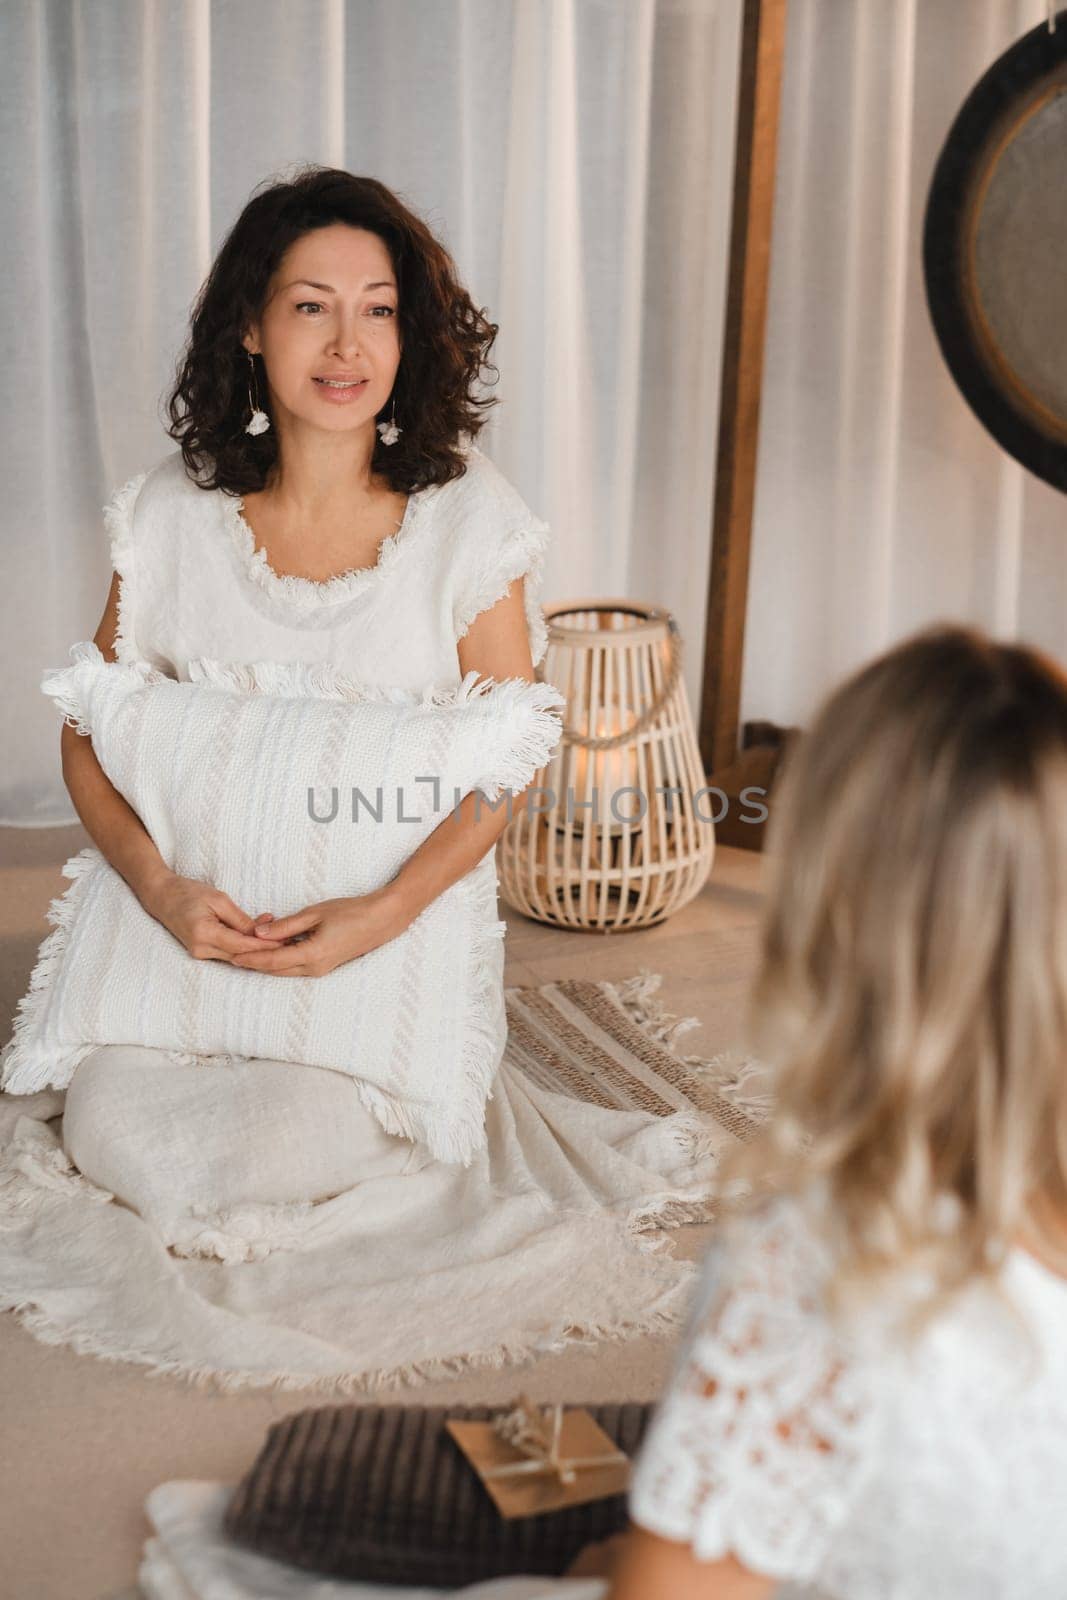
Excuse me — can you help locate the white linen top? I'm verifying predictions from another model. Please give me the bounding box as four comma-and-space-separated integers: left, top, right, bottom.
627, 1190, 1067, 1598
101, 438, 550, 686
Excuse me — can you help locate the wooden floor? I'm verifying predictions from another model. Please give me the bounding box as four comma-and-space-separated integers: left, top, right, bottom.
0, 824, 767, 1599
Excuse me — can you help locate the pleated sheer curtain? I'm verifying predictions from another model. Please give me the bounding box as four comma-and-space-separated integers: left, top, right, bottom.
1, 0, 743, 826
6, 2, 1064, 831
742, 0, 1067, 732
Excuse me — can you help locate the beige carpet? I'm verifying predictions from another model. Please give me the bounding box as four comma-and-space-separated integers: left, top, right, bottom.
0, 823, 767, 1599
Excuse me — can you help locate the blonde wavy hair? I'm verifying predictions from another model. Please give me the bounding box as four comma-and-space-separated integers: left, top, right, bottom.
724, 622, 1067, 1316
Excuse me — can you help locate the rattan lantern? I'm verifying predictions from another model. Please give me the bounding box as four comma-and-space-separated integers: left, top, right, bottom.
498, 600, 715, 931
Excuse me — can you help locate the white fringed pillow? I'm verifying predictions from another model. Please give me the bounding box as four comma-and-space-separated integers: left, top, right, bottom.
0, 643, 563, 1165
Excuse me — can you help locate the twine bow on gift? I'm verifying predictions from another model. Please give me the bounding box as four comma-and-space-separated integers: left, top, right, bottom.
483, 1394, 629, 1488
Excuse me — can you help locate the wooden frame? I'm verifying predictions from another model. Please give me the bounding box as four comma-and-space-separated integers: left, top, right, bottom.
699, 0, 790, 851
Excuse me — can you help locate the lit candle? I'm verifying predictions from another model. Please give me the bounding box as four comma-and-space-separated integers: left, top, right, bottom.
568, 715, 641, 831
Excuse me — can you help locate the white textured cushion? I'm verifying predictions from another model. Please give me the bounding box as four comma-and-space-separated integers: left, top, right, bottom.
0, 644, 562, 1165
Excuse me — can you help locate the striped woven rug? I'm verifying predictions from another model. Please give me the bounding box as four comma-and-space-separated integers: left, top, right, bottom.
502, 972, 770, 1147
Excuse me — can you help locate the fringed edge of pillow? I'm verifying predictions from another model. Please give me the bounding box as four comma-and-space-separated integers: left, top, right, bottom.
467, 679, 565, 800
182, 655, 548, 710
0, 846, 107, 1095
40, 644, 565, 754
339, 878, 508, 1168
449, 891, 509, 1168
40, 640, 165, 735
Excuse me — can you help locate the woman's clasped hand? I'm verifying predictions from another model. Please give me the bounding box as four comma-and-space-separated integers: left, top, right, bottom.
139, 866, 415, 977
139, 869, 290, 963
230, 887, 414, 975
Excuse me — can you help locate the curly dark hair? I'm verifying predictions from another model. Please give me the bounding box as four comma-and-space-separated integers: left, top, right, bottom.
163, 165, 501, 496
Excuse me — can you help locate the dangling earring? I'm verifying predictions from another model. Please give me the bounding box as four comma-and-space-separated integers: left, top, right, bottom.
244, 351, 270, 435
376, 396, 402, 446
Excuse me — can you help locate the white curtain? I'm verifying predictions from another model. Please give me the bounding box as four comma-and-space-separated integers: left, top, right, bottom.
11, 1, 1055, 830
742, 0, 1067, 732
1, 0, 742, 827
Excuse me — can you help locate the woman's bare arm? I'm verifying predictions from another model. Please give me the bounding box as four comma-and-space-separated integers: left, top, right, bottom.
58, 574, 283, 959
567, 1524, 776, 1598
383, 577, 537, 919
60, 573, 174, 909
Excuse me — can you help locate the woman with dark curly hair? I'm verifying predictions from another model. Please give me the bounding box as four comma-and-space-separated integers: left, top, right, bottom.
41, 166, 717, 1398
155, 169, 548, 974
60, 167, 552, 1002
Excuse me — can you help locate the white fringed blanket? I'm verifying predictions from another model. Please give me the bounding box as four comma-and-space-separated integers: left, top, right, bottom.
0, 976, 769, 1397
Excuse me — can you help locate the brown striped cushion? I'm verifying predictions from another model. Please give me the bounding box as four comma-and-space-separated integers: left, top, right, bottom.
223, 1400, 655, 1586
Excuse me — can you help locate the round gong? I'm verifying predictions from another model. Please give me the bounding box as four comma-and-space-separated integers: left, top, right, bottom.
923, 11, 1067, 490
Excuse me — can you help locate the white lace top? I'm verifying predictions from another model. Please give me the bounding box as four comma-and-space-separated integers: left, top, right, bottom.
101, 437, 550, 686
627, 1192, 1067, 1598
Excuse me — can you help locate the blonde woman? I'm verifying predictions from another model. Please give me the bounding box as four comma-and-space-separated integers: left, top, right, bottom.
567, 622, 1067, 1598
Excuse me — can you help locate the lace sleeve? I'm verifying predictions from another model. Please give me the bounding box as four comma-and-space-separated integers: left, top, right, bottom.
627, 1199, 877, 1583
